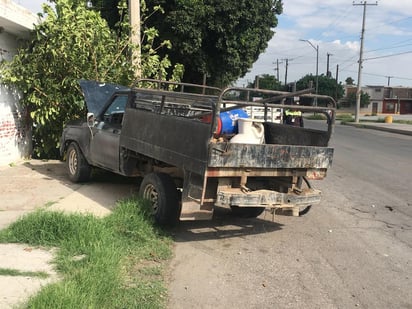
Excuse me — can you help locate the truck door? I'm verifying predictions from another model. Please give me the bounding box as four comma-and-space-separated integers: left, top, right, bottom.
89, 94, 128, 171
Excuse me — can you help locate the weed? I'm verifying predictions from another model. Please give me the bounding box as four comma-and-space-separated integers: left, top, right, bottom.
0, 268, 49, 279
0, 198, 172, 309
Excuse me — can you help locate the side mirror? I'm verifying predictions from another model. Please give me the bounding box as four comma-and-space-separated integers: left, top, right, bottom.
87, 112, 95, 127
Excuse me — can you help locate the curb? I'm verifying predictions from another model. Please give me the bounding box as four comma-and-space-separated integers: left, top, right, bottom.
342, 122, 412, 136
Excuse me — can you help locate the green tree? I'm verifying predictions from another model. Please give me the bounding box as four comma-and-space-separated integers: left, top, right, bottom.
1, 0, 183, 158
345, 77, 355, 85
296, 74, 344, 101
346, 92, 370, 108
97, 0, 283, 87
247, 74, 282, 90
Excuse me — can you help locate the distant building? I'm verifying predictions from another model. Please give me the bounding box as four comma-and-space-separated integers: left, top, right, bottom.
382, 86, 412, 114
342, 84, 412, 115
0, 0, 38, 165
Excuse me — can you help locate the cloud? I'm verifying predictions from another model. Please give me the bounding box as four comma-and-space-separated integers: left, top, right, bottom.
239, 0, 412, 87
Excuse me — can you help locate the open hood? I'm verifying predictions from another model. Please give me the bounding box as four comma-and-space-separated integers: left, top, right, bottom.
79, 80, 129, 115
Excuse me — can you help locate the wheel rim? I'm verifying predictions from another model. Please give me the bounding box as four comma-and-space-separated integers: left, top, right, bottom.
68, 148, 78, 175
143, 184, 159, 213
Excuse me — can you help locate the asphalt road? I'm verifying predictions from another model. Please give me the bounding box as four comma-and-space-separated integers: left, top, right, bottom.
167, 124, 412, 309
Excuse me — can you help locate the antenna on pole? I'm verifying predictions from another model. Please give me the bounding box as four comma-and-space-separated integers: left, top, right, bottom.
353, 1, 378, 123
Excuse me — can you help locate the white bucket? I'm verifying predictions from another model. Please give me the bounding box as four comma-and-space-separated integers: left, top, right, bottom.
230, 118, 265, 144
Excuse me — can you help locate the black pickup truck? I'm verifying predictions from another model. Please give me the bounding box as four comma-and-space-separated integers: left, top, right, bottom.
60, 79, 335, 224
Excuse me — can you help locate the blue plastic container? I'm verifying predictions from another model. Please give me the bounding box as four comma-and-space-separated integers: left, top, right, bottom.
219, 109, 249, 134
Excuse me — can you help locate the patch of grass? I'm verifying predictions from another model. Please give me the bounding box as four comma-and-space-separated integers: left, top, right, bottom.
0, 268, 49, 279
336, 113, 354, 122
304, 114, 326, 120
0, 198, 172, 309
357, 118, 412, 125
393, 119, 412, 125
43, 201, 57, 208
359, 118, 384, 123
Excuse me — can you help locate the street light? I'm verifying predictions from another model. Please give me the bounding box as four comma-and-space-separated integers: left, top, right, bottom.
300, 39, 319, 105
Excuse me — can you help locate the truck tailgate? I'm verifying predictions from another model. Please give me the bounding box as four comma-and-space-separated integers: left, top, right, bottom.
208, 143, 333, 169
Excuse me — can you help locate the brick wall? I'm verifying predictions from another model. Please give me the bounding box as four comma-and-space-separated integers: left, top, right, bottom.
0, 31, 31, 165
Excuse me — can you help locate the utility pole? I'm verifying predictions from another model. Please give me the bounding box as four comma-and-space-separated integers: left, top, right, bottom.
386, 76, 393, 86
284, 59, 289, 87
129, 0, 141, 79
353, 1, 378, 123
254, 75, 260, 89
326, 53, 333, 77
335, 64, 339, 101
275, 59, 281, 82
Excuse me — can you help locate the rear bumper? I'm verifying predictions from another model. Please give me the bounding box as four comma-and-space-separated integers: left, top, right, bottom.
215, 188, 321, 208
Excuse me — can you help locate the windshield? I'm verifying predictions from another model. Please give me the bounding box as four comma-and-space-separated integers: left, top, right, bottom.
79, 80, 129, 115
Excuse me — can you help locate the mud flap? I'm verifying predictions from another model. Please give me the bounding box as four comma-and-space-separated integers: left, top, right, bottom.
179, 171, 214, 221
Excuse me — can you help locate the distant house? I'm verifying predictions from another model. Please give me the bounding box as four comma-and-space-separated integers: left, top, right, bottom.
362, 85, 384, 116
343, 84, 412, 115
0, 0, 38, 165
382, 87, 412, 114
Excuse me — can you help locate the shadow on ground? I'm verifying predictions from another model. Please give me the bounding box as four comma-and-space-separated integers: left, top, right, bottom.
169, 206, 284, 242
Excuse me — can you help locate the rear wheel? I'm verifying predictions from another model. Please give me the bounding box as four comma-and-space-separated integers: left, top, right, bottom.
139, 173, 180, 225
66, 142, 91, 183
230, 206, 265, 218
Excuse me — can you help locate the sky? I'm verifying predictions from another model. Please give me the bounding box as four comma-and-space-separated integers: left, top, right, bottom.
15, 0, 412, 88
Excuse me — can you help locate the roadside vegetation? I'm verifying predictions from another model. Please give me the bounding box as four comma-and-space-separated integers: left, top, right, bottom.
361, 118, 412, 125
0, 199, 172, 309
336, 113, 355, 122
304, 113, 354, 122
0, 268, 49, 279
0, 0, 183, 158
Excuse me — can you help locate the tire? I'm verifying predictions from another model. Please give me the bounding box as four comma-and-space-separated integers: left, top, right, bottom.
139, 173, 180, 225
230, 206, 265, 218
66, 142, 91, 183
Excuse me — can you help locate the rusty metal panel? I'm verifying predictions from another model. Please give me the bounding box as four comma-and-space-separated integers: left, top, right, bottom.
205, 167, 327, 178
215, 188, 322, 208
208, 143, 333, 169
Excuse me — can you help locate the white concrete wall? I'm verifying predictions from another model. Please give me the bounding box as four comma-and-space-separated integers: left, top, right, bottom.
0, 1, 36, 165
0, 31, 32, 165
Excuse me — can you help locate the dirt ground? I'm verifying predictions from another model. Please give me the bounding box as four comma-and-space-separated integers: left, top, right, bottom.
1, 157, 411, 309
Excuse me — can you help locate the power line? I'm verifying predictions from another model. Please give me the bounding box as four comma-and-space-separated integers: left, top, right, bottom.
364, 42, 412, 54
367, 15, 412, 32
341, 69, 412, 81
364, 50, 412, 61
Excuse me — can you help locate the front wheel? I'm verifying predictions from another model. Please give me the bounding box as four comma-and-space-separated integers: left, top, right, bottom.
66, 142, 91, 183
139, 173, 180, 225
